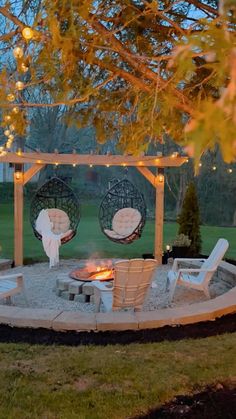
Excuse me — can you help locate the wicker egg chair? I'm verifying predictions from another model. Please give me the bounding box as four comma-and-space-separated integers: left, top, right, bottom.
99, 179, 146, 244
30, 177, 80, 244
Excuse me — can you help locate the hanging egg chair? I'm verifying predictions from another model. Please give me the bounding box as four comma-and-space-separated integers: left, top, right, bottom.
30, 177, 80, 244
99, 178, 146, 244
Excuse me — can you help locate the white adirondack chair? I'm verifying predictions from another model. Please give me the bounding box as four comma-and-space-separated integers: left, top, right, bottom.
166, 238, 229, 302
0, 273, 27, 304
93, 258, 157, 312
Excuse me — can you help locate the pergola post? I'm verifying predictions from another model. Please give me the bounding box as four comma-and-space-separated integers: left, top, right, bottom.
13, 163, 45, 266
154, 168, 164, 264
137, 166, 165, 265
14, 164, 24, 266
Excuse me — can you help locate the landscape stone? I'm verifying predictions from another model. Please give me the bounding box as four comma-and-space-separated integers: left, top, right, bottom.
61, 291, 74, 301
74, 294, 87, 303
57, 278, 73, 291
82, 283, 94, 296
55, 289, 62, 297
68, 280, 84, 294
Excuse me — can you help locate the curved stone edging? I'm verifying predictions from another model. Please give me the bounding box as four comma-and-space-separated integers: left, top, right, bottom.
0, 261, 235, 332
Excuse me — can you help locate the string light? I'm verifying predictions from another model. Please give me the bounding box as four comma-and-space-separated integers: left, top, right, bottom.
158, 174, 164, 183
13, 46, 23, 59
7, 93, 15, 102
228, 168, 233, 173
21, 63, 29, 73
89, 164, 93, 168
4, 130, 10, 136
106, 164, 110, 167
72, 163, 76, 167
4, 115, 11, 122
8, 134, 14, 141
0, 147, 7, 156
9, 124, 15, 131
15, 81, 24, 91
22, 27, 34, 40
199, 162, 202, 167
12, 107, 20, 114
212, 166, 217, 171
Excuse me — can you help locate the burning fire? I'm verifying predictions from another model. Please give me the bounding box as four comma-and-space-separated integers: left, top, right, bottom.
89, 266, 114, 280
85, 259, 113, 280
70, 259, 114, 282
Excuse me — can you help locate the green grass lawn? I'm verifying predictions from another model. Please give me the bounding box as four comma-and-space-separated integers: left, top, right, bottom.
0, 202, 235, 261
0, 333, 235, 418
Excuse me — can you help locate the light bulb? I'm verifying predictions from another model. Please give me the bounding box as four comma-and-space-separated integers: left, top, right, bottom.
12, 106, 20, 114
7, 93, 15, 102
4, 130, 10, 136
22, 27, 33, 40
9, 124, 15, 131
21, 63, 29, 73
13, 46, 23, 58
8, 134, 14, 141
15, 81, 24, 91
4, 115, 11, 122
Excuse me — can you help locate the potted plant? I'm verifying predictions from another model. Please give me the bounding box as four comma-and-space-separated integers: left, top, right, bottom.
172, 234, 191, 258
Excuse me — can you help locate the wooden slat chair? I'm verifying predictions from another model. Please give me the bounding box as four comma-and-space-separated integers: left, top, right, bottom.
0, 273, 27, 305
166, 238, 229, 302
93, 258, 157, 312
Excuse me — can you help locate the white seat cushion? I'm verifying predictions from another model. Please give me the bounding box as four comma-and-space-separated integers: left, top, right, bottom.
104, 229, 126, 239
47, 208, 70, 234
112, 208, 141, 236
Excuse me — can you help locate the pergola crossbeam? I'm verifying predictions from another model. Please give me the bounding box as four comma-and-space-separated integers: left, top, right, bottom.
23, 163, 45, 185
136, 167, 156, 187
0, 152, 187, 167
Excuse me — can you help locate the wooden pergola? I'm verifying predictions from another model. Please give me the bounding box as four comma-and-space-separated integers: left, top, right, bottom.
0, 152, 187, 266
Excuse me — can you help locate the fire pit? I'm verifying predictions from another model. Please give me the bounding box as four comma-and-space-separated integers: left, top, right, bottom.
70, 261, 114, 282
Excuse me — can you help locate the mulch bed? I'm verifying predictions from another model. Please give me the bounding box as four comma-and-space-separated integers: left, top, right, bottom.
133, 383, 236, 418
0, 313, 236, 346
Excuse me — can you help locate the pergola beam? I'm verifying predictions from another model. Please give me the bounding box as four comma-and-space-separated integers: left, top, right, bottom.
0, 152, 187, 167
136, 167, 156, 187
23, 163, 45, 185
